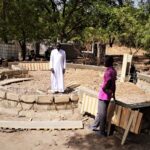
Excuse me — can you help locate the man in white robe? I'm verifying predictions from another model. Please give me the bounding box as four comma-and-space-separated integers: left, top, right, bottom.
50, 43, 66, 93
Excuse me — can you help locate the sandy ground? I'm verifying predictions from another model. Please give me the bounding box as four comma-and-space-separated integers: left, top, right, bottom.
4, 69, 150, 105
0, 46, 150, 150
0, 111, 150, 150
1, 68, 150, 150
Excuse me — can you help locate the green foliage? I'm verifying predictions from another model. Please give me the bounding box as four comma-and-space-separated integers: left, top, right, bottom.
0, 0, 149, 52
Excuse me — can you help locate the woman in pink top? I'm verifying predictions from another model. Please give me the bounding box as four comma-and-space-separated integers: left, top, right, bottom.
89, 56, 117, 136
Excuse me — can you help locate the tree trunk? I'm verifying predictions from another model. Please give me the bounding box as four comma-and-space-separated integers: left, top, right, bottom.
19, 41, 26, 61
109, 35, 115, 47
2, 0, 8, 43
35, 42, 40, 57
97, 43, 106, 66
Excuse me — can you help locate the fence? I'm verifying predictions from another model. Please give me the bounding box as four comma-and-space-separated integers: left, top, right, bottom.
0, 44, 19, 60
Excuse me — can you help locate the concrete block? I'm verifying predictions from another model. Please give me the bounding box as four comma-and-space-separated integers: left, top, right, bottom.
0, 90, 6, 99
54, 94, 70, 104
37, 95, 53, 104
54, 104, 72, 110
34, 103, 51, 111
70, 93, 79, 102
21, 102, 34, 110
7, 100, 18, 108
6, 92, 20, 101
1, 99, 9, 108
0, 98, 4, 107
20, 95, 37, 103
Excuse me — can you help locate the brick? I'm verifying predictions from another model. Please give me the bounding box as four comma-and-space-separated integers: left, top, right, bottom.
34, 103, 51, 111
7, 100, 18, 108
70, 93, 79, 102
0, 89, 6, 99
1, 100, 9, 108
37, 95, 53, 104
21, 102, 34, 110
6, 92, 20, 101
54, 94, 70, 104
20, 95, 37, 103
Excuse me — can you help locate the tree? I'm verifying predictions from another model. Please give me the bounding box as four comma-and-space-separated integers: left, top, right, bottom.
6, 0, 47, 60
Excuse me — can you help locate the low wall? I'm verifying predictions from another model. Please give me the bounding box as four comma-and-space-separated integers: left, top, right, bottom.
0, 86, 79, 111
137, 73, 150, 93
8, 62, 105, 71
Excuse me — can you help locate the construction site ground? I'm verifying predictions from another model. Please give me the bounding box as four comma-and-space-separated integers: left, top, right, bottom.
0, 45, 150, 150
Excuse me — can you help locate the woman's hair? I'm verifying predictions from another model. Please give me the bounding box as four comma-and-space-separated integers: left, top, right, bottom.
104, 56, 114, 67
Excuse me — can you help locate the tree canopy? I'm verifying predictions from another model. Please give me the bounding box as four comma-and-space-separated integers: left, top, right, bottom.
0, 0, 149, 53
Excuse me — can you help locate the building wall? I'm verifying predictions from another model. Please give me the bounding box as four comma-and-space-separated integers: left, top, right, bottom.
0, 44, 19, 60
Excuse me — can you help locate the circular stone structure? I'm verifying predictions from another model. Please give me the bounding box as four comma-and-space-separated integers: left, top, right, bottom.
0, 63, 104, 117
1, 62, 150, 119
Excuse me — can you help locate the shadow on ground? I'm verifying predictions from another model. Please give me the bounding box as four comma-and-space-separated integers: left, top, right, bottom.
65, 132, 150, 150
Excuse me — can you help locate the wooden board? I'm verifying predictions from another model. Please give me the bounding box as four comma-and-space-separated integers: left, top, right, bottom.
134, 112, 143, 134
80, 93, 86, 114
0, 78, 32, 86
119, 107, 131, 129
0, 121, 83, 130
112, 105, 122, 126
130, 110, 139, 132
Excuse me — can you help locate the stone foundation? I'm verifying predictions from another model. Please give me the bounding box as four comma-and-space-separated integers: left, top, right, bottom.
0, 86, 79, 111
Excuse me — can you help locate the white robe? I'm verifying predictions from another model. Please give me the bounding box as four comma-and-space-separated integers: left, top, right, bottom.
50, 49, 66, 92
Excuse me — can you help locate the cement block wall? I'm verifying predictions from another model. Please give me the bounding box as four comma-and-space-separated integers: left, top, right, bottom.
0, 44, 19, 60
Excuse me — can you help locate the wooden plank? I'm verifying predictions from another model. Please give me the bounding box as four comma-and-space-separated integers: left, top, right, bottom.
130, 110, 139, 132
113, 105, 122, 126
35, 63, 40, 71
87, 96, 92, 114
91, 97, 96, 116
107, 101, 116, 136
107, 101, 116, 122
80, 93, 86, 114
28, 63, 31, 71
0, 121, 83, 130
134, 112, 143, 134
44, 63, 47, 70
121, 112, 134, 145
46, 63, 49, 70
30, 63, 33, 71
41, 63, 44, 70
119, 107, 131, 129
34, 63, 38, 70
0, 78, 32, 86
94, 99, 98, 116
25, 63, 29, 70
84, 95, 89, 113
39, 63, 43, 71
115, 100, 150, 109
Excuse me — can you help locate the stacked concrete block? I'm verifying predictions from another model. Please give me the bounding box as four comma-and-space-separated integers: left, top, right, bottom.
6, 92, 19, 108
54, 94, 70, 104
0, 89, 6, 99
70, 93, 79, 102
34, 95, 53, 111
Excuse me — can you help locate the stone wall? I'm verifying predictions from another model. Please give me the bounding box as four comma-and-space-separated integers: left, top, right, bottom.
0, 86, 79, 111
9, 62, 105, 71
137, 73, 150, 93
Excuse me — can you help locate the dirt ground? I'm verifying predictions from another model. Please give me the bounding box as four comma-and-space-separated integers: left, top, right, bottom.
0, 113, 150, 150
0, 107, 150, 150
0, 46, 150, 150
1, 69, 150, 150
